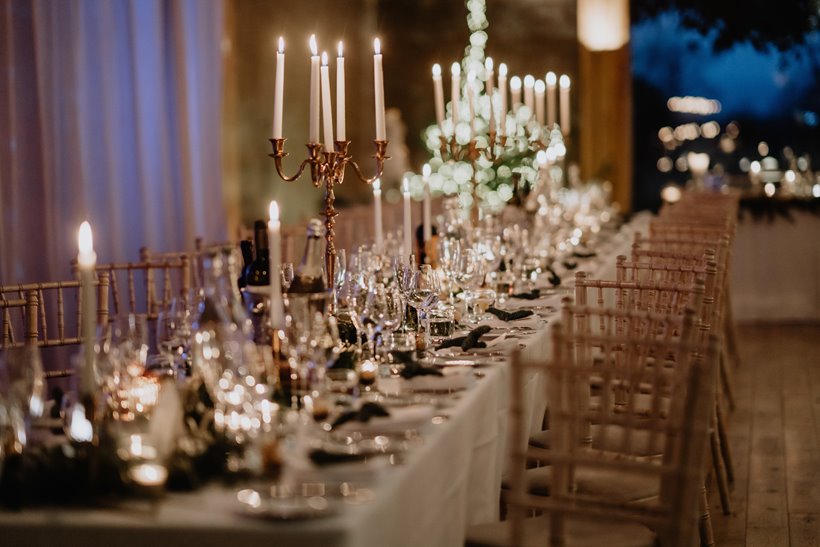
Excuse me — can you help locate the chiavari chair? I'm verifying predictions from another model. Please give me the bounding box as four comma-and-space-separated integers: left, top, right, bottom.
468, 308, 717, 547
1, 293, 35, 349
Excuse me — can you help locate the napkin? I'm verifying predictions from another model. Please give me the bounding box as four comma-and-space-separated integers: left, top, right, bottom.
381, 367, 472, 393
390, 351, 444, 380
572, 249, 597, 259
309, 449, 368, 466
487, 307, 534, 321
511, 289, 541, 300
333, 404, 435, 434
561, 260, 578, 270
331, 402, 390, 429
546, 266, 562, 287
436, 325, 492, 351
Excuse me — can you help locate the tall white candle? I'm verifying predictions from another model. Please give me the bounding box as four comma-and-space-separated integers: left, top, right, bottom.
484, 57, 494, 97
336, 42, 345, 141
402, 177, 412, 258
432, 63, 445, 127
510, 76, 522, 110
272, 37, 285, 139
320, 52, 334, 150
466, 71, 476, 139
523, 74, 535, 113
450, 62, 461, 130
498, 63, 508, 135
534, 79, 545, 125
546, 71, 557, 128
559, 74, 571, 136
488, 89, 497, 134
373, 179, 384, 250
373, 38, 386, 141
422, 164, 432, 242
268, 202, 284, 329
309, 35, 320, 143
77, 221, 96, 397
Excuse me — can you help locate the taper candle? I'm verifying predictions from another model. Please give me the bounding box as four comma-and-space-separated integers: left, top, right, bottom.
498, 63, 508, 135
523, 74, 535, 113
373, 179, 384, 250
402, 177, 412, 258
546, 71, 557, 128
320, 52, 334, 150
268, 202, 284, 329
450, 62, 461, 130
432, 63, 445, 127
77, 221, 96, 397
422, 164, 432, 242
559, 74, 571, 136
534, 79, 545, 125
309, 35, 320, 143
373, 38, 386, 140
466, 71, 476, 139
272, 37, 285, 139
336, 42, 345, 141
484, 57, 494, 96
510, 76, 522, 110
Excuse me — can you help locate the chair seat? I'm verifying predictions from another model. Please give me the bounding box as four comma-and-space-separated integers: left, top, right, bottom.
530, 424, 666, 457
522, 463, 661, 504
465, 514, 656, 547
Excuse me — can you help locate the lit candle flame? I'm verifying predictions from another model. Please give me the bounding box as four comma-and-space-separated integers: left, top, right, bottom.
451, 62, 460, 76
269, 200, 280, 223
338, 41, 343, 57
535, 79, 546, 93
485, 57, 493, 71
373, 178, 381, 192
309, 34, 318, 56
546, 71, 556, 85
321, 51, 328, 65
374, 37, 381, 54
559, 74, 570, 88
78, 221, 94, 256
278, 36, 284, 54
422, 163, 431, 179
432, 63, 441, 77
510, 76, 521, 91
524, 74, 534, 88
498, 63, 507, 77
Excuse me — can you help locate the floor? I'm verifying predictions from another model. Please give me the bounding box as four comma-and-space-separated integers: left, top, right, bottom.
710, 324, 820, 547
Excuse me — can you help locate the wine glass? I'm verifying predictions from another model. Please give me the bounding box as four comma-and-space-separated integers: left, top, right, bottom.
0, 345, 46, 452
155, 297, 189, 376
437, 237, 462, 303
456, 248, 486, 324
407, 265, 441, 350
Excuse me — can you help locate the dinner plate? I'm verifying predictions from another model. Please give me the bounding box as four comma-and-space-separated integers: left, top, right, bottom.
236, 486, 338, 520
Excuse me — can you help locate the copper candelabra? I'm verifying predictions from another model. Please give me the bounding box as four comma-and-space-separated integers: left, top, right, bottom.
269, 138, 389, 284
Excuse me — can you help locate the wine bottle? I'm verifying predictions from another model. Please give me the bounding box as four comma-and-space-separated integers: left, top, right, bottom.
238, 239, 254, 289
287, 219, 327, 294
244, 220, 270, 286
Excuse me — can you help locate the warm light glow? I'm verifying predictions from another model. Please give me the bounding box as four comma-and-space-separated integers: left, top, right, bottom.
661, 184, 683, 204
278, 37, 284, 54
750, 160, 761, 174
524, 74, 534, 88
559, 75, 570, 89
373, 38, 381, 55
309, 35, 318, 56
128, 463, 168, 487
785, 170, 796, 184
373, 178, 381, 192
402, 177, 410, 195
535, 80, 545, 93
269, 201, 280, 223
577, 0, 629, 51
337, 41, 343, 57
546, 71, 557, 86
432, 63, 441, 77
536, 150, 547, 165
510, 76, 521, 91
813, 184, 820, 198
78, 221, 94, 256
321, 51, 328, 65
68, 403, 93, 442
422, 163, 432, 179
666, 96, 721, 115
764, 183, 776, 197
498, 63, 507, 77
484, 57, 493, 71
451, 62, 460, 76
687, 152, 710, 176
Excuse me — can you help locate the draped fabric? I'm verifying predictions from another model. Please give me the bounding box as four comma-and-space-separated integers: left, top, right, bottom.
0, 0, 225, 285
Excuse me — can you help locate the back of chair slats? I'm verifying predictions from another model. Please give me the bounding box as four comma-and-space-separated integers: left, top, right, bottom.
507, 310, 717, 547
1, 297, 27, 349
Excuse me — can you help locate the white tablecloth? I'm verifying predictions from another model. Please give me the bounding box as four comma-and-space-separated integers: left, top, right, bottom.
0, 215, 650, 547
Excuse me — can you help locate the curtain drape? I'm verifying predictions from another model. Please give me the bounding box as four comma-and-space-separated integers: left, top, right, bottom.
0, 0, 225, 285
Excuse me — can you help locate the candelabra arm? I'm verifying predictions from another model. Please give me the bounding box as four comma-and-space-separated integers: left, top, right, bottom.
347, 140, 390, 185
269, 139, 323, 183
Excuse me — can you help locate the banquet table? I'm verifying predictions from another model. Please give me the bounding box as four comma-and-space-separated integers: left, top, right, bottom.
0, 214, 650, 547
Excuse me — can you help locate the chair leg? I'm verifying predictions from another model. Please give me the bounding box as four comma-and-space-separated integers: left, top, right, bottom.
716, 402, 735, 483
710, 415, 732, 515
719, 346, 736, 412
723, 290, 742, 368
699, 483, 716, 547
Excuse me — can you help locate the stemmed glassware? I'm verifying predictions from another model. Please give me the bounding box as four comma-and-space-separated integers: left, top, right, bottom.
437, 237, 462, 304
455, 248, 486, 324
407, 265, 441, 350
0, 345, 46, 454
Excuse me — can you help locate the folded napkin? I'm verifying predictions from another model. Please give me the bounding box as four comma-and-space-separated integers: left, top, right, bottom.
511, 289, 541, 300
390, 351, 444, 380
333, 404, 435, 434
331, 402, 390, 429
487, 307, 534, 322
436, 325, 492, 352
572, 249, 597, 259
379, 367, 471, 393
546, 266, 562, 287
561, 260, 578, 270
309, 449, 368, 466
